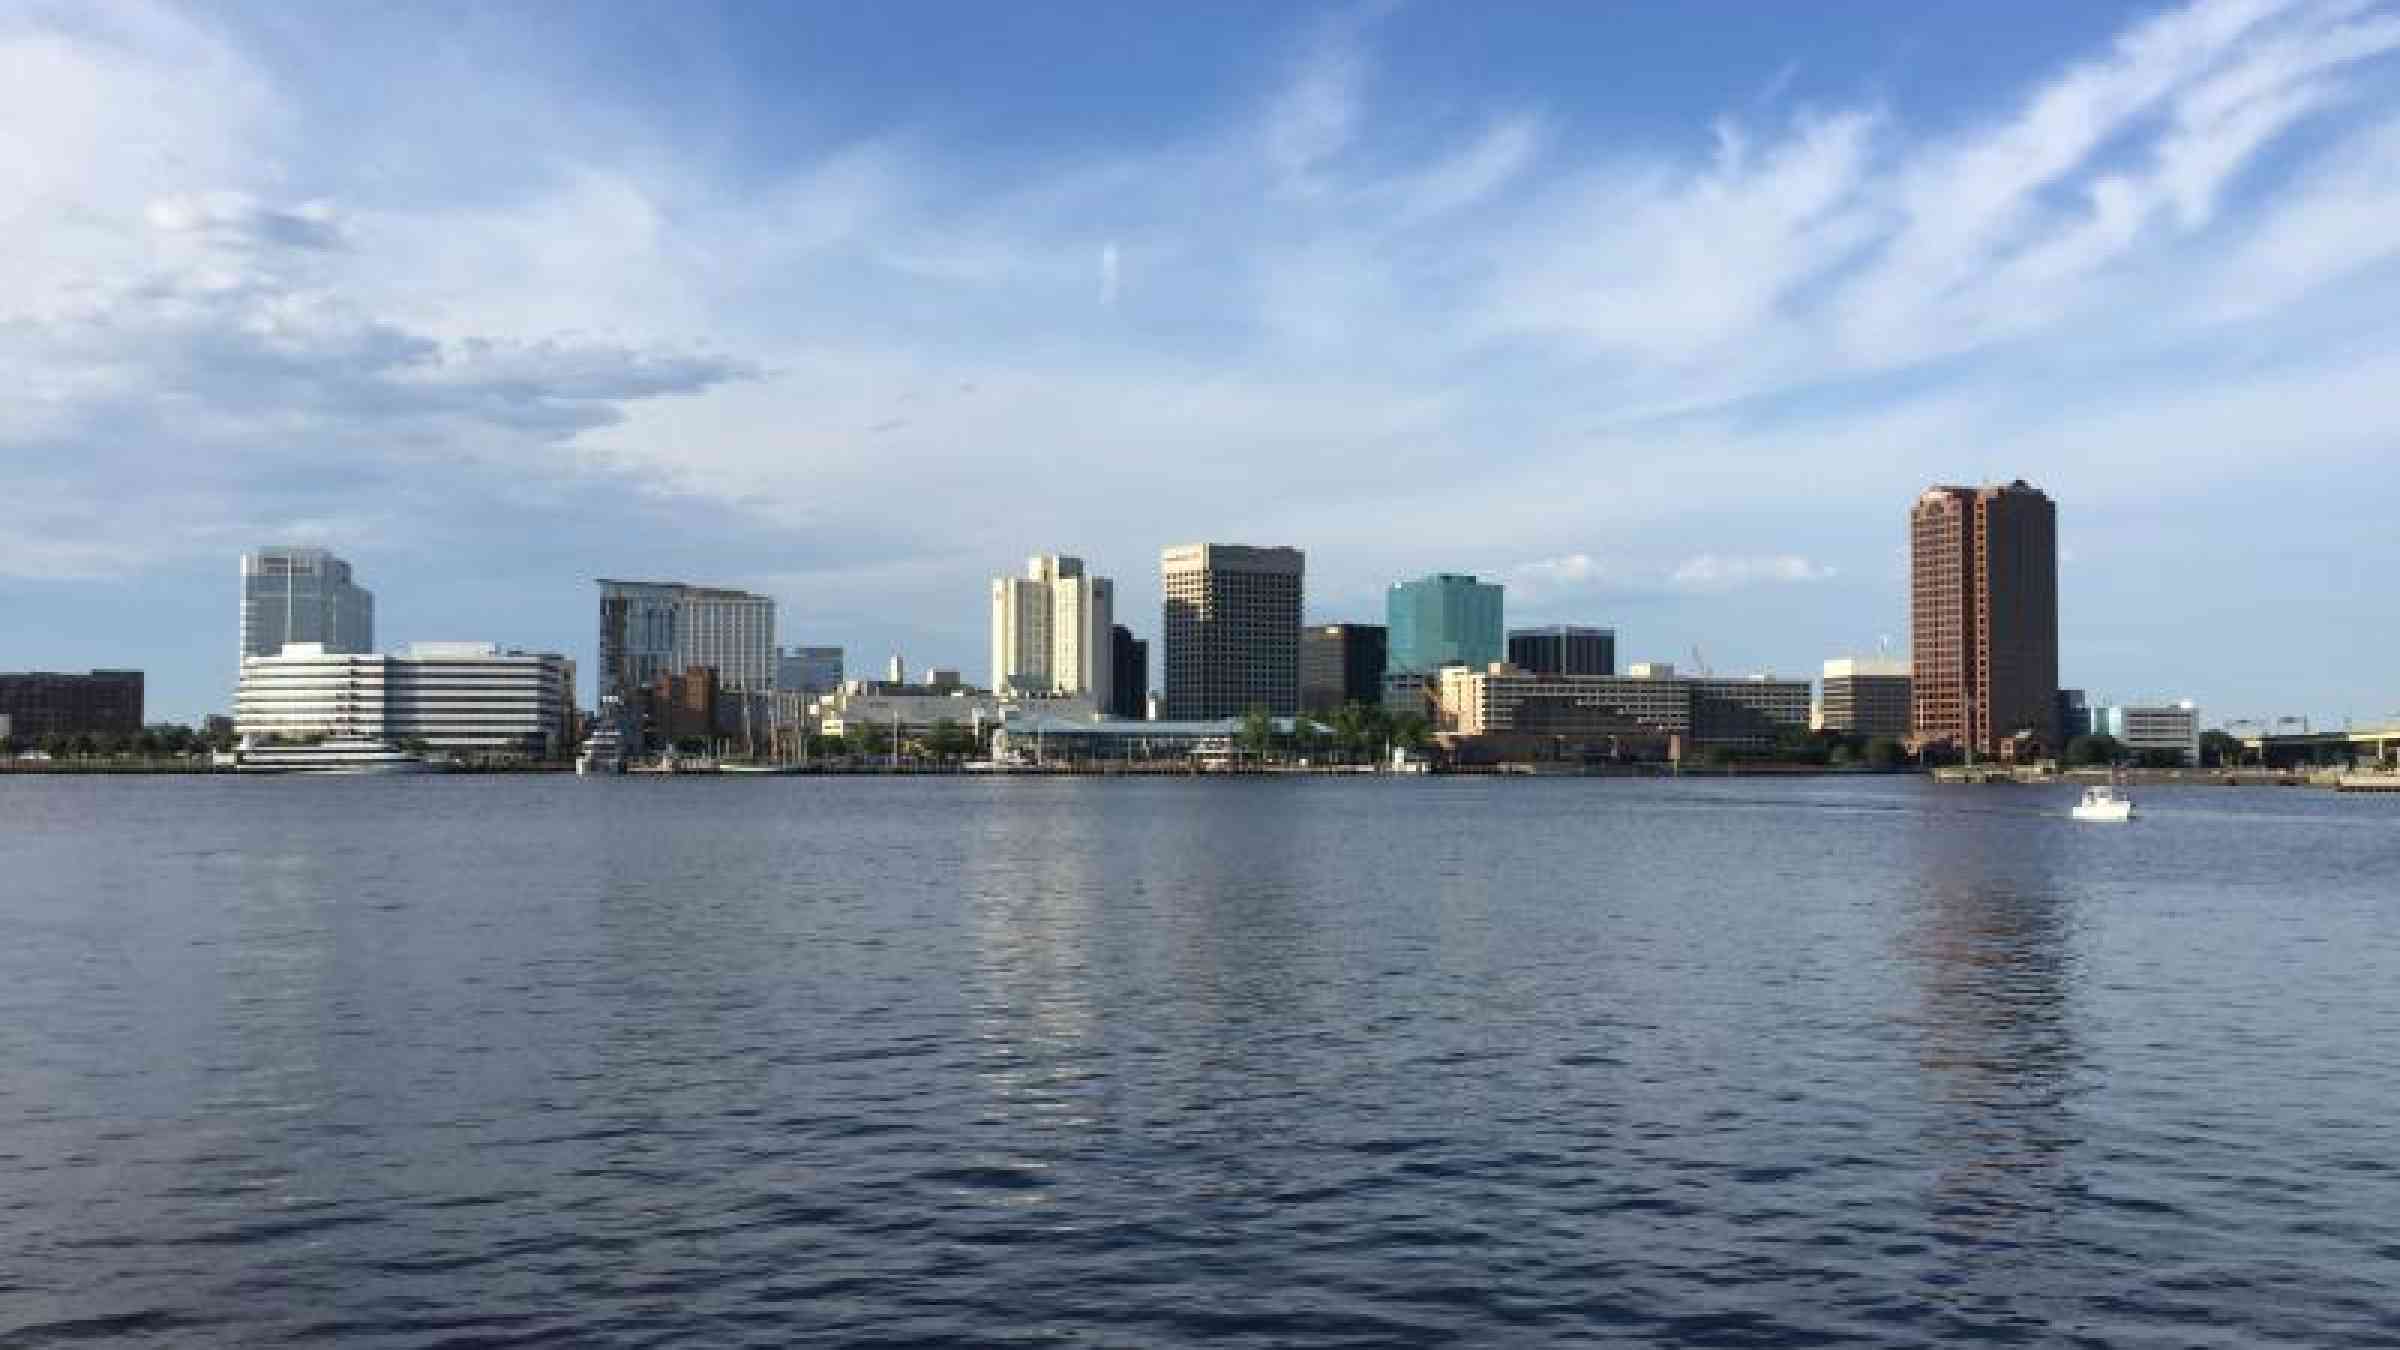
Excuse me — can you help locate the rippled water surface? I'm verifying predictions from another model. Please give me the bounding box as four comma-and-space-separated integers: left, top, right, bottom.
4, 775, 2398, 1346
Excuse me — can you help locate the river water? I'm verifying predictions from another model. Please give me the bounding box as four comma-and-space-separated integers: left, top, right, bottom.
3, 775, 2396, 1346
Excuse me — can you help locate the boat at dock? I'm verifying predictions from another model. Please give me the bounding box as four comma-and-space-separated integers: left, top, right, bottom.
232, 734, 435, 775
575, 701, 630, 776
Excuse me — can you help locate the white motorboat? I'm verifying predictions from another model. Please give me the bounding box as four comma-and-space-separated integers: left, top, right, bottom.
2071, 784, 2135, 822
233, 734, 434, 775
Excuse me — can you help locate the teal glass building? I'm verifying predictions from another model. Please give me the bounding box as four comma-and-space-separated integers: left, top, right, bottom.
1386, 573, 1504, 676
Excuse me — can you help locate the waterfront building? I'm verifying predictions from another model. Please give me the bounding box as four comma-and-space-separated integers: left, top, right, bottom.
1508, 625, 1614, 677
1820, 658, 1913, 740
596, 580, 775, 700
241, 547, 373, 662
1910, 481, 2059, 757
1387, 574, 1503, 679
1299, 623, 1388, 716
235, 643, 574, 757
988, 711, 1293, 763
2057, 688, 2092, 741
0, 670, 144, 743
776, 645, 845, 695
2095, 701, 2201, 765
1161, 543, 1304, 719
991, 555, 1114, 710
1434, 664, 1811, 757
1110, 626, 1149, 720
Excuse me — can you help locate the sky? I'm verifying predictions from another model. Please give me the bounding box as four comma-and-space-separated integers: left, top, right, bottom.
5, 0, 2399, 728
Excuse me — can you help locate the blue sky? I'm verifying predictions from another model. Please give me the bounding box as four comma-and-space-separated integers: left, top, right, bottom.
6, 0, 2400, 727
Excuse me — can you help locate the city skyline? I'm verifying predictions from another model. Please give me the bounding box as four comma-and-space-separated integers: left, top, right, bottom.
9, 3, 2400, 725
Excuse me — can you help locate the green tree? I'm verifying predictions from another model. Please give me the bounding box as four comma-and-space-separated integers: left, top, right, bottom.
2135, 747, 2187, 770
1702, 743, 1740, 767
1237, 704, 1276, 759
2198, 730, 2241, 768
1330, 701, 1374, 761
853, 722, 890, 756
1862, 736, 1905, 770
2064, 734, 2123, 767
927, 718, 975, 761
1390, 711, 1430, 750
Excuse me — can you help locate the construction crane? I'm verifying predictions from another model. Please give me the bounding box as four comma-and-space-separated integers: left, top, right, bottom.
1689, 644, 1713, 677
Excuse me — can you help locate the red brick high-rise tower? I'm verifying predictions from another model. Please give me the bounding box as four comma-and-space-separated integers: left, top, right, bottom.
1910, 482, 2059, 758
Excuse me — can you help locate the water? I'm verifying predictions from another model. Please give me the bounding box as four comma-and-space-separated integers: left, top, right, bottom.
3, 775, 2397, 1346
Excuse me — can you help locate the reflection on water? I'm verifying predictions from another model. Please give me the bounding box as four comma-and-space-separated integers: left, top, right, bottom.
4, 777, 2399, 1347
1902, 814, 2082, 1325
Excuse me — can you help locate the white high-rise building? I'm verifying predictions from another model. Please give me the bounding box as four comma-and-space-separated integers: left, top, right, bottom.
989, 555, 1114, 709
241, 547, 374, 664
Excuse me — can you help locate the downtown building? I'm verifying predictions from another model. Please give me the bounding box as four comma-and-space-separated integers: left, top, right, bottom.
236, 643, 575, 757
776, 646, 845, 695
1508, 625, 1615, 677
241, 547, 373, 663
1909, 481, 2060, 758
1161, 543, 1304, 719
1819, 658, 1913, 740
0, 670, 144, 744
596, 580, 776, 699
2094, 701, 2202, 765
990, 555, 1114, 710
1434, 664, 1811, 759
1109, 625, 1148, 719
1299, 623, 1388, 717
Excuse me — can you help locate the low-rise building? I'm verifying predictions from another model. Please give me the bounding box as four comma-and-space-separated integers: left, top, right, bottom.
2095, 701, 2201, 765
236, 643, 574, 757
1820, 658, 1912, 740
1434, 663, 1811, 758
0, 669, 143, 743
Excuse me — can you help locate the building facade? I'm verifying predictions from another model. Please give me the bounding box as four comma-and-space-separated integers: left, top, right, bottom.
1507, 625, 1614, 677
241, 547, 373, 663
1387, 573, 1503, 677
0, 670, 144, 743
2056, 688, 2092, 742
1820, 658, 1913, 740
990, 555, 1114, 709
1299, 623, 1388, 716
776, 645, 845, 695
1909, 481, 2059, 757
1110, 626, 1148, 719
2096, 701, 2201, 765
1161, 543, 1304, 719
1435, 664, 1811, 754
236, 643, 574, 757
596, 580, 775, 700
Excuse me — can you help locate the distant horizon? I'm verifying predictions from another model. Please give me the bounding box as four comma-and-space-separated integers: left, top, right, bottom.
8, 1, 2399, 727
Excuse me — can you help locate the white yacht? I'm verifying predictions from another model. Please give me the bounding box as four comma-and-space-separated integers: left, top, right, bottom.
576, 707, 630, 776
2071, 784, 2135, 822
232, 734, 434, 775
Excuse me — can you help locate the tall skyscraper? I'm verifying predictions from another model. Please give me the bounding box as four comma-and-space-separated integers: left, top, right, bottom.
241, 547, 373, 662
1508, 625, 1614, 677
990, 555, 1114, 708
1299, 623, 1388, 716
1161, 543, 1304, 719
596, 580, 775, 700
1109, 625, 1148, 719
1909, 481, 2059, 756
1387, 573, 1503, 677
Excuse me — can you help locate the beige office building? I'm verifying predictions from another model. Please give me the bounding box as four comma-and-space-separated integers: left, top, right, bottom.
990, 555, 1114, 709
1820, 658, 1913, 740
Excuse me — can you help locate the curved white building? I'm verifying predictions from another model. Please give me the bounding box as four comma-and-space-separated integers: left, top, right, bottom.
236, 643, 574, 758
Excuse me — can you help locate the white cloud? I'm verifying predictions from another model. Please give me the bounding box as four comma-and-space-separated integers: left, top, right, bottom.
1668, 554, 1838, 591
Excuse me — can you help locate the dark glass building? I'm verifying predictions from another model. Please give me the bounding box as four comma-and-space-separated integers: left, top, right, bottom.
1508, 625, 1614, 677
0, 670, 144, 743
1109, 625, 1148, 719
1299, 623, 1388, 716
